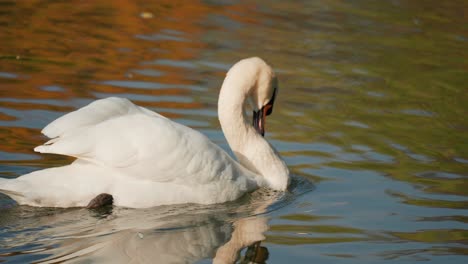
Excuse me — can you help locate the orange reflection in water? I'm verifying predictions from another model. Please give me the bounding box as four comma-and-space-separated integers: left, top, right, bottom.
0, 0, 255, 160
1, 0, 214, 97
0, 0, 218, 158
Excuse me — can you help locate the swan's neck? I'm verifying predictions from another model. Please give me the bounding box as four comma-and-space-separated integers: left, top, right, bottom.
218, 76, 289, 190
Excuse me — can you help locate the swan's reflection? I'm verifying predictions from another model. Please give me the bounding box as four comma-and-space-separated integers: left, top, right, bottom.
214, 217, 270, 264
1, 188, 284, 264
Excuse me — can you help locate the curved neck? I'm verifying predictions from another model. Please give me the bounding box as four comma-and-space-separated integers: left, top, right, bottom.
218, 75, 289, 190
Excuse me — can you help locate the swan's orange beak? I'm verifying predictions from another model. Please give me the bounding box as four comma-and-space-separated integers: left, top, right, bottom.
253, 88, 276, 137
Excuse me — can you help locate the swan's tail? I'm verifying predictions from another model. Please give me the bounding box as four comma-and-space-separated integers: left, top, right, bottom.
0, 164, 115, 208
0, 177, 12, 193
0, 178, 26, 203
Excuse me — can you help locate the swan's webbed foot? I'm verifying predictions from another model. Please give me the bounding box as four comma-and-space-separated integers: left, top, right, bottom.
86, 193, 113, 209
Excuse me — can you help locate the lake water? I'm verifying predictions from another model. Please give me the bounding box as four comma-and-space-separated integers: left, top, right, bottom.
0, 0, 467, 263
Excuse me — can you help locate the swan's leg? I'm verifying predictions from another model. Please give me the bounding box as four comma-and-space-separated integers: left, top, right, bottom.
86, 193, 113, 208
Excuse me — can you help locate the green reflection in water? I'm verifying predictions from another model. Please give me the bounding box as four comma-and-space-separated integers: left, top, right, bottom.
271, 224, 363, 234
266, 235, 365, 245
279, 213, 338, 222
391, 229, 468, 244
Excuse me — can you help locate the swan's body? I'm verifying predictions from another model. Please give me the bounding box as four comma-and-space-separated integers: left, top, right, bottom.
0, 57, 289, 208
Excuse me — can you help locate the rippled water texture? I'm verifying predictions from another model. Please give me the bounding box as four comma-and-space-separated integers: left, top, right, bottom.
0, 1, 467, 263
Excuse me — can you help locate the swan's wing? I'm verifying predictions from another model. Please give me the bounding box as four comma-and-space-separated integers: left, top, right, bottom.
41, 97, 165, 138
34, 100, 243, 184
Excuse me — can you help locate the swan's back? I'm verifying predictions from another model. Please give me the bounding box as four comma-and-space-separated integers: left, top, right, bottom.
41, 97, 158, 138
35, 98, 254, 184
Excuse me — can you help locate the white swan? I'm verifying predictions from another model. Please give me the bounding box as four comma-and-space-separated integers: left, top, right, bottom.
0, 57, 289, 208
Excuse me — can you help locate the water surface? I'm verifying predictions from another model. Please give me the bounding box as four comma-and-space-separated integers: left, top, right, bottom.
0, 0, 467, 263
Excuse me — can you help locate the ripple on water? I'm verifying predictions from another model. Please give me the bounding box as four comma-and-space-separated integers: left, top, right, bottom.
135, 32, 188, 42
39, 85, 66, 92
144, 59, 198, 69
129, 69, 164, 78
93, 92, 193, 103
0, 72, 20, 79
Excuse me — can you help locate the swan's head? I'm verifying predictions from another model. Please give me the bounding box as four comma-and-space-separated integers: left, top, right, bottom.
251, 77, 277, 137
223, 57, 279, 136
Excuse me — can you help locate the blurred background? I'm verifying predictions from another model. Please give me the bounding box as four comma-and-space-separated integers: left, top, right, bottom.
0, 0, 467, 263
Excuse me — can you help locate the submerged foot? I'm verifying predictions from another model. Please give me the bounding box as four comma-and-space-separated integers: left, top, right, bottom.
86, 193, 113, 209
